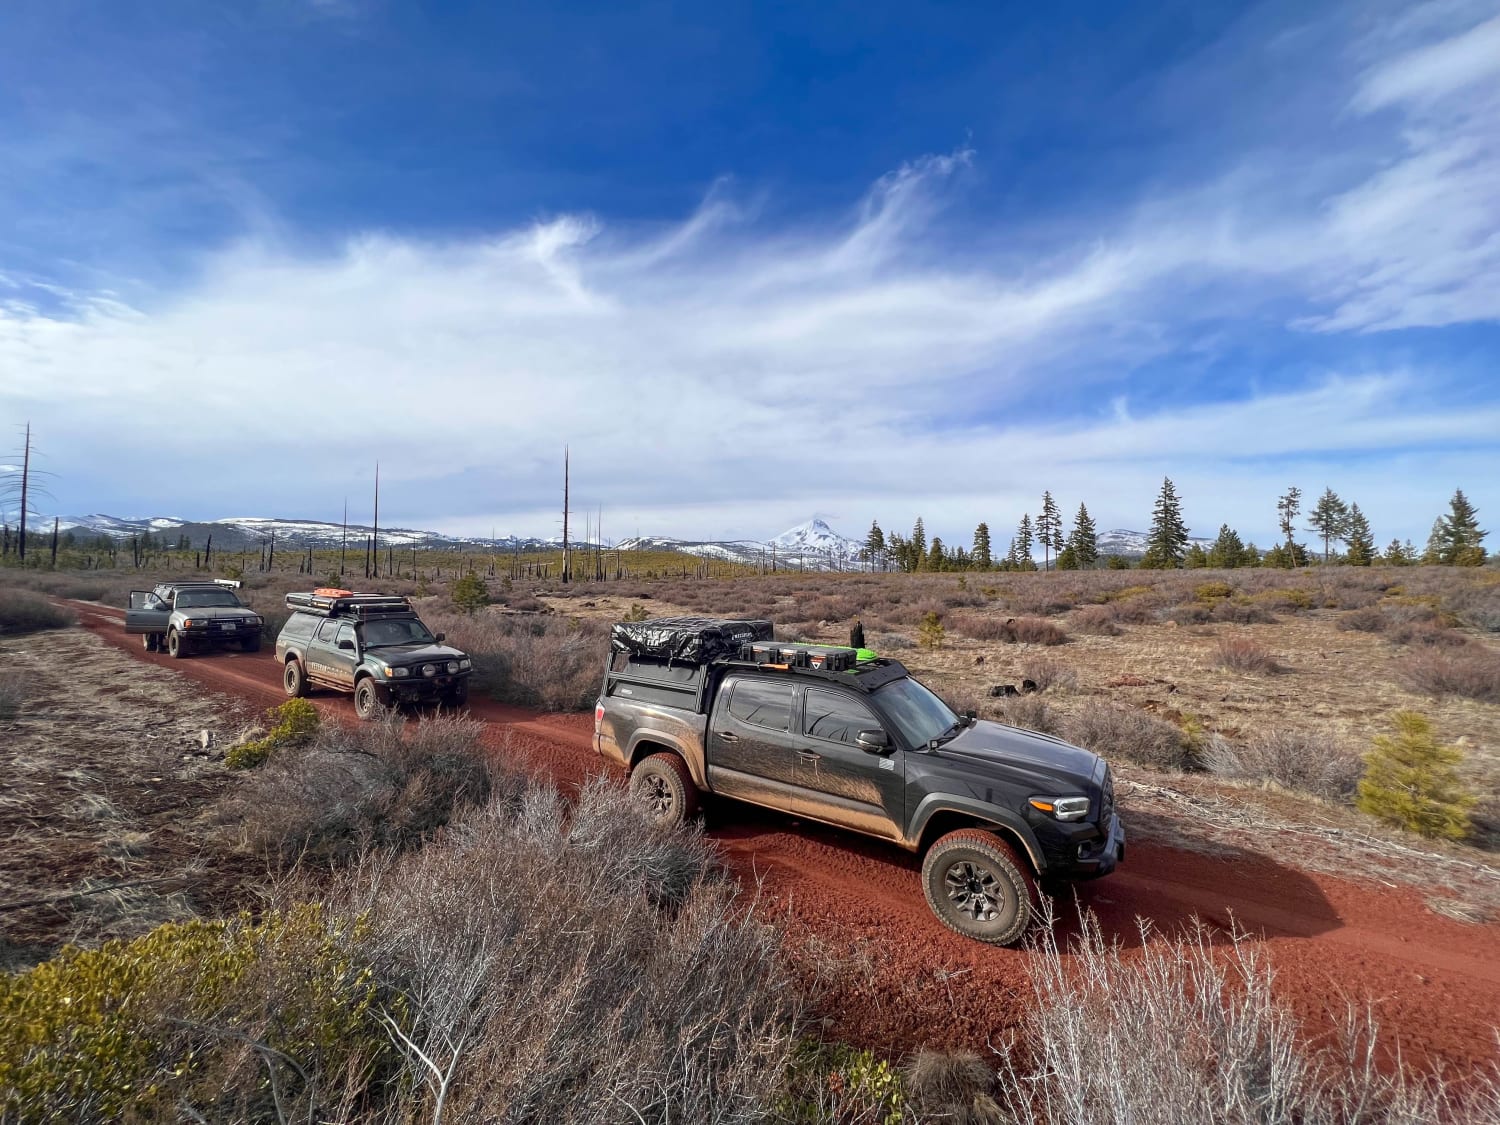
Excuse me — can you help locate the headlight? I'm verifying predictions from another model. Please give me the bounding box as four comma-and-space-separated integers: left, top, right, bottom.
1029, 796, 1091, 822
182, 618, 196, 628
251, 616, 263, 626
422, 663, 437, 678
447, 661, 459, 674
459, 658, 472, 670
381, 665, 411, 679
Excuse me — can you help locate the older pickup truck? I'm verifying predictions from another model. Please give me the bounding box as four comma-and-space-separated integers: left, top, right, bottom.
125, 579, 264, 657
594, 617, 1124, 945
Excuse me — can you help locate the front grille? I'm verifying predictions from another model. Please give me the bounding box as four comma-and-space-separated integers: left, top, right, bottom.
1098, 768, 1115, 827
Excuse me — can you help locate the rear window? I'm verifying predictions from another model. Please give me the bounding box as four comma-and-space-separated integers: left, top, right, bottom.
726, 679, 794, 732
280, 613, 318, 639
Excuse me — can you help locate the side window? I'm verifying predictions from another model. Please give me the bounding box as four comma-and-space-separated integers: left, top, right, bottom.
804, 689, 880, 745
316, 619, 341, 644
335, 623, 357, 649
726, 679, 795, 733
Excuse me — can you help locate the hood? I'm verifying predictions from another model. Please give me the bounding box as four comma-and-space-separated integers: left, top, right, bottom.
935, 720, 1100, 787
366, 642, 467, 665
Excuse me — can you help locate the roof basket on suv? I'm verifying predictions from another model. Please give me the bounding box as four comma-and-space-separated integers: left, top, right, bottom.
285, 591, 413, 618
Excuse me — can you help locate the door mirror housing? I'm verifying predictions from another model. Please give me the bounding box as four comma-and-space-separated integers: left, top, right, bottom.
856, 729, 890, 754
337, 639, 356, 651
434, 632, 446, 643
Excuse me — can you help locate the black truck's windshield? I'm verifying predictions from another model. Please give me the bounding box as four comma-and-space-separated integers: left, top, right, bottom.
874, 676, 960, 748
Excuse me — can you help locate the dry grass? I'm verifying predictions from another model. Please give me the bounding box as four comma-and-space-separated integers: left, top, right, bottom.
1070, 604, 1123, 636
951, 614, 1069, 646
0, 590, 75, 635
1214, 635, 1284, 674
0, 680, 24, 722
1016, 655, 1078, 694
424, 606, 609, 711
1201, 728, 1363, 800
905, 1050, 1005, 1123
997, 695, 1062, 735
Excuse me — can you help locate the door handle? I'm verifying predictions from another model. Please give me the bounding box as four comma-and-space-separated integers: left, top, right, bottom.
715, 731, 739, 742
797, 750, 821, 763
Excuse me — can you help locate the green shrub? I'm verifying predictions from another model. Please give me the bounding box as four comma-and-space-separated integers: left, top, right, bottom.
779, 1039, 907, 1125
1194, 581, 1232, 601
623, 602, 651, 622
225, 698, 320, 770
918, 611, 945, 649
1357, 712, 1476, 840
0, 905, 392, 1122
451, 572, 490, 615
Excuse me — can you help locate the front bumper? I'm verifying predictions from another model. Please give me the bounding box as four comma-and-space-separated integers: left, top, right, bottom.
1036, 812, 1125, 880
383, 672, 469, 700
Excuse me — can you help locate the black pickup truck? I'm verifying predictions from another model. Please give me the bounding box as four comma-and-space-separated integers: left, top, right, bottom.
594, 617, 1124, 945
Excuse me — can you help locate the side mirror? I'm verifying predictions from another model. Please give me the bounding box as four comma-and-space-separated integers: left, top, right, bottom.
434, 632, 446, 643
856, 729, 890, 754
337, 639, 356, 651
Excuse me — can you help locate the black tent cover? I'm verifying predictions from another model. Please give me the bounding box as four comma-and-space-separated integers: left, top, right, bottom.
610, 617, 774, 664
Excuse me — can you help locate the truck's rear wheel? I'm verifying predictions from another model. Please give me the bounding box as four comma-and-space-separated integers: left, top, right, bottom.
283, 659, 308, 698
354, 678, 383, 721
167, 629, 187, 659
921, 829, 1036, 946
629, 752, 700, 827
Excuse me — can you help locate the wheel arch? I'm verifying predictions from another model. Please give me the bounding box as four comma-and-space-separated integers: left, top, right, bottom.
913, 800, 1045, 877
625, 734, 706, 789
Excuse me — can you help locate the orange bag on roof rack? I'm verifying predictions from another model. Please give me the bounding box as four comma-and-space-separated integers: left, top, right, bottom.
313, 588, 354, 597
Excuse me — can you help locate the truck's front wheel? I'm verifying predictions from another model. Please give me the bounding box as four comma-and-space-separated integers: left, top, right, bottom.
921, 829, 1036, 946
353, 677, 383, 721
167, 629, 187, 659
629, 752, 700, 827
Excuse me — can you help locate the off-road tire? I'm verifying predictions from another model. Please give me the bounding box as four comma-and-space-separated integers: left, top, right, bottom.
167, 629, 187, 659
441, 681, 468, 709
241, 634, 262, 653
629, 752, 700, 828
354, 677, 383, 721
283, 659, 308, 698
921, 829, 1037, 946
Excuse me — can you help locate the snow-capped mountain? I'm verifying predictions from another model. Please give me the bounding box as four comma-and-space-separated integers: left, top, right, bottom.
1094, 528, 1214, 559
771, 518, 861, 558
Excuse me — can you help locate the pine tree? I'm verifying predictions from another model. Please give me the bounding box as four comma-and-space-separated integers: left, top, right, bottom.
972, 522, 992, 569
1142, 477, 1189, 569
1066, 502, 1098, 569
1208, 524, 1247, 569
1422, 518, 1445, 565
451, 572, 490, 615
1307, 487, 1350, 564
1430, 488, 1487, 565
1383, 538, 1413, 566
1184, 544, 1209, 568
927, 536, 946, 572
1037, 492, 1062, 570
1357, 712, 1475, 840
1344, 503, 1375, 566
1275, 486, 1303, 568
911, 517, 927, 569
1015, 514, 1036, 570
1055, 544, 1079, 569
864, 520, 886, 571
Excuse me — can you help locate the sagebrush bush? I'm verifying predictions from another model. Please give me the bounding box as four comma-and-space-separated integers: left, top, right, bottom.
1202, 729, 1361, 800
1062, 702, 1192, 771
904, 1050, 1003, 1124
998, 695, 1060, 735
1357, 712, 1476, 840
326, 780, 798, 1123
425, 608, 608, 710
0, 905, 390, 1122
1215, 635, 1283, 674
1399, 646, 1500, 703
227, 712, 502, 863
0, 591, 74, 636
1018, 656, 1078, 694
994, 907, 1500, 1124
1070, 604, 1122, 636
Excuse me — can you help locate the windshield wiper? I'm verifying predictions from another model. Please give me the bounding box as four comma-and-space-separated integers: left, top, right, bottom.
928, 719, 967, 749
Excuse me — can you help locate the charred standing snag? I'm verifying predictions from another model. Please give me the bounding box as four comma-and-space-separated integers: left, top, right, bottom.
595, 617, 1125, 945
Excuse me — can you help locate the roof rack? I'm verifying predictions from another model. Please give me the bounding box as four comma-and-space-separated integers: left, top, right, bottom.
285, 591, 414, 619
717, 654, 910, 693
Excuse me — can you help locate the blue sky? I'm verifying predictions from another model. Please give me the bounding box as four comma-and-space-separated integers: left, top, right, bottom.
1, 0, 1497, 548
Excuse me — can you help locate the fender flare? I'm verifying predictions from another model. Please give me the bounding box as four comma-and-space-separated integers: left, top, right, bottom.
909, 793, 1047, 874
625, 731, 708, 790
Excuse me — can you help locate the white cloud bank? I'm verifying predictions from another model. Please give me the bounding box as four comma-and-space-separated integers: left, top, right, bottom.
0, 3, 1497, 545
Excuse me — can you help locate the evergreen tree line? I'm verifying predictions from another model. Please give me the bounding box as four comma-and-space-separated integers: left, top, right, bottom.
857, 483, 1488, 572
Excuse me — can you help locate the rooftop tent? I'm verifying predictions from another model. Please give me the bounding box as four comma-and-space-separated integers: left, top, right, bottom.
610, 617, 773, 664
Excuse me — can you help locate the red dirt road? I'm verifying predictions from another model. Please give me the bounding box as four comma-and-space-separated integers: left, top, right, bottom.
67, 601, 1500, 1074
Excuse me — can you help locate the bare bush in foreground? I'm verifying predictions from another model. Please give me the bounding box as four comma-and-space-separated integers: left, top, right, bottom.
0, 591, 74, 636
996, 905, 1500, 1125
1216, 635, 1284, 675
1399, 648, 1500, 703
322, 780, 796, 1123
1202, 729, 1362, 801
1017, 655, 1078, 694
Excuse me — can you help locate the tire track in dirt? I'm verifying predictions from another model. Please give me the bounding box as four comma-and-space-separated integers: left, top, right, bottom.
63, 600, 1500, 1072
